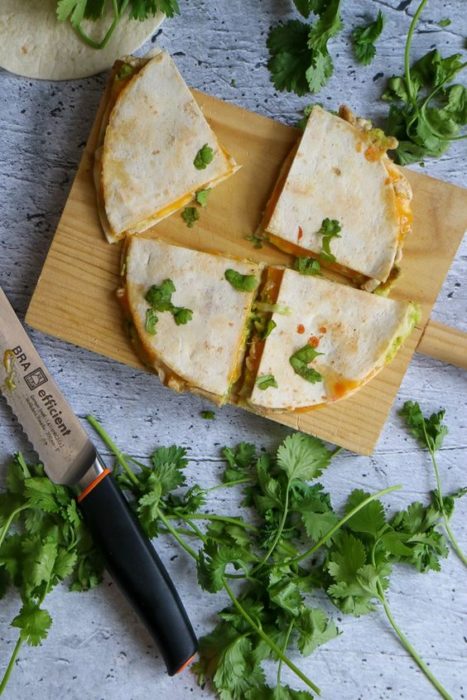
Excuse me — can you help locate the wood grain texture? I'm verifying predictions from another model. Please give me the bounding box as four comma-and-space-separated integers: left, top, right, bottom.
1, 0, 466, 698
26, 88, 467, 455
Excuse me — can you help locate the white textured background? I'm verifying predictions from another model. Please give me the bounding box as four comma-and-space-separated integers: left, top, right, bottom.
0, 1, 466, 699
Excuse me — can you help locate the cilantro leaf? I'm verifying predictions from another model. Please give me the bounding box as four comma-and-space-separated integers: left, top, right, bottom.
351, 11, 384, 66
195, 189, 210, 207
222, 443, 256, 483
256, 374, 278, 390
296, 607, 339, 655
399, 401, 448, 451
145, 280, 192, 326
276, 434, 332, 482
145, 279, 176, 311
267, 20, 314, 96
181, 206, 200, 228
267, 0, 342, 96
173, 307, 193, 325
145, 308, 158, 335
200, 410, 215, 420
294, 257, 321, 275
317, 217, 341, 263
194, 144, 215, 170
12, 603, 52, 646
197, 539, 248, 593
225, 268, 258, 292
344, 490, 386, 538
289, 345, 323, 383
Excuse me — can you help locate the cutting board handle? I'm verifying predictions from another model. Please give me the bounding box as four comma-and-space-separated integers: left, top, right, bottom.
417, 319, 467, 370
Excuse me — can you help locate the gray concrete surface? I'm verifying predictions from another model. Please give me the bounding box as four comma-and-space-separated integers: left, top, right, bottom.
0, 1, 466, 698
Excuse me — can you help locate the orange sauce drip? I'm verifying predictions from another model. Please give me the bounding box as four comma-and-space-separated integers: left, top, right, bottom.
297, 324, 305, 334
308, 336, 320, 348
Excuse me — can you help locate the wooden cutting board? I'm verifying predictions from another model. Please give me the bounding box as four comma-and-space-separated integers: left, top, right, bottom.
26, 87, 467, 455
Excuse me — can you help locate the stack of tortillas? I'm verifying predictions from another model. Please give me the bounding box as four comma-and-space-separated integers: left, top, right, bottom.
0, 0, 164, 80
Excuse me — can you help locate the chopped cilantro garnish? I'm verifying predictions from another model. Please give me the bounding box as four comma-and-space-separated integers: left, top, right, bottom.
195, 189, 211, 207
116, 63, 135, 80
263, 319, 277, 339
182, 207, 200, 228
351, 11, 385, 66
225, 269, 258, 292
200, 410, 216, 420
145, 279, 193, 327
194, 144, 215, 170
145, 308, 158, 335
256, 374, 278, 390
173, 307, 193, 325
438, 17, 451, 27
245, 233, 266, 249
317, 218, 342, 263
290, 344, 323, 383
145, 279, 176, 311
294, 256, 321, 275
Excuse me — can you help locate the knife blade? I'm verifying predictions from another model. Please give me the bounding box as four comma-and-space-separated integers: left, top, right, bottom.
0, 287, 197, 676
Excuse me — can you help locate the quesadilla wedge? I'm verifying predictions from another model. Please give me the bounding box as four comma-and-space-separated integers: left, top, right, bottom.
262, 105, 413, 291
247, 268, 419, 412
95, 51, 239, 244
119, 236, 263, 404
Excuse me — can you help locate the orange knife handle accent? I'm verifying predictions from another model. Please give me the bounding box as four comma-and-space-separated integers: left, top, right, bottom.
77, 468, 111, 503
77, 461, 197, 676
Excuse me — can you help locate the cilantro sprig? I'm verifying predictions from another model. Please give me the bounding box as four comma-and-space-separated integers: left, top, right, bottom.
351, 11, 385, 66
86, 418, 456, 700
382, 0, 467, 164
0, 454, 103, 693
1, 413, 461, 699
267, 0, 343, 96
56, 0, 180, 50
399, 401, 467, 567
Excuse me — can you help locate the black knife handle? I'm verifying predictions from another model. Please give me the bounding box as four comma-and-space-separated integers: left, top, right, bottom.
77, 471, 198, 675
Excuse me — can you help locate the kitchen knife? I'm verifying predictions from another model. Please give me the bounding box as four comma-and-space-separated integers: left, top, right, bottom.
0, 287, 197, 676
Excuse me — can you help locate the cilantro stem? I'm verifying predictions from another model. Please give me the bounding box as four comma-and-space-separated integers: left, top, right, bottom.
0, 505, 29, 550
377, 582, 452, 700
73, 0, 128, 51
223, 580, 321, 696
404, 0, 429, 104
277, 619, 295, 687
156, 509, 199, 561
422, 425, 467, 567
252, 485, 290, 572
86, 415, 139, 487
182, 513, 257, 531
290, 485, 402, 565
0, 635, 23, 696
206, 478, 252, 491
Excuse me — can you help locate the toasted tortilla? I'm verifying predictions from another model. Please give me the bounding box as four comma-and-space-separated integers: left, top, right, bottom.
97, 51, 238, 243
248, 268, 419, 412
122, 236, 263, 404
263, 106, 412, 287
